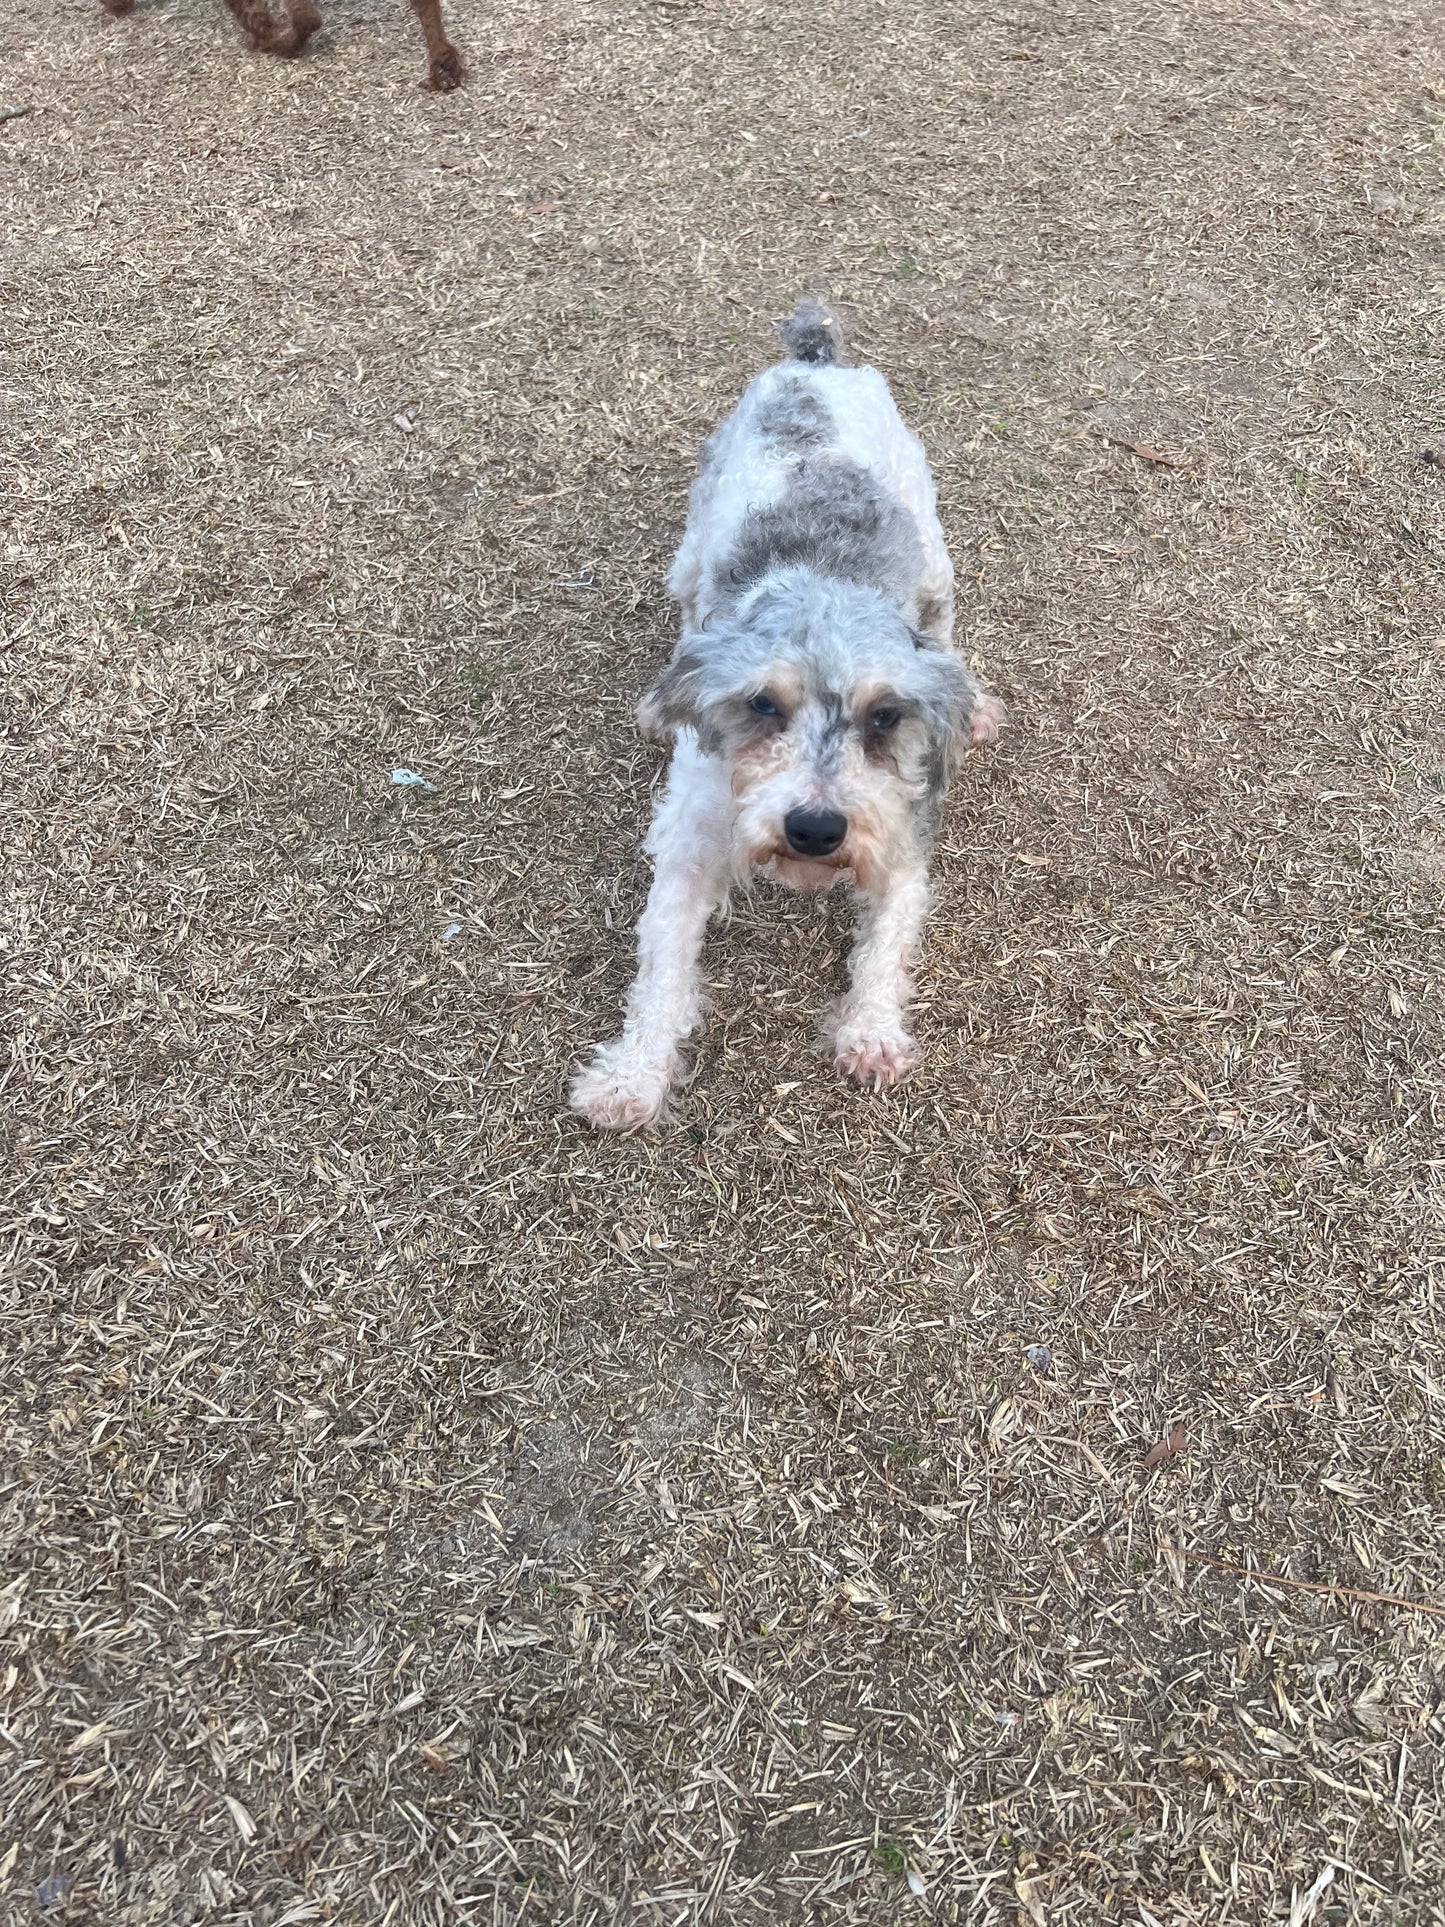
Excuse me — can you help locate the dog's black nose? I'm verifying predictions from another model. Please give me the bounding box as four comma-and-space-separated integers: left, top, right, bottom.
784, 808, 848, 858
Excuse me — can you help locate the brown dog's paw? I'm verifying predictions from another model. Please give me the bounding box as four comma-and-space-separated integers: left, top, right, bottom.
428, 43, 463, 89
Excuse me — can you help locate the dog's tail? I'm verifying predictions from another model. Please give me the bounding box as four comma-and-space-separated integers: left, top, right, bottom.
776, 296, 846, 366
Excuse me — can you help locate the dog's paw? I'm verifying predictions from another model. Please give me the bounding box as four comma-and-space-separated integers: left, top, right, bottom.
970, 692, 1006, 748
427, 42, 463, 90
570, 1047, 674, 1131
832, 1023, 917, 1088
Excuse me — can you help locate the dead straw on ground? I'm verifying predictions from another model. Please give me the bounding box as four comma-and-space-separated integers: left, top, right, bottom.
1, 0, 1442, 1922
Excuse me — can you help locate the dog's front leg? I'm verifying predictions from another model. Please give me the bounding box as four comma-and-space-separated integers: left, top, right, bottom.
829, 863, 931, 1087
408, 0, 463, 89
570, 737, 732, 1130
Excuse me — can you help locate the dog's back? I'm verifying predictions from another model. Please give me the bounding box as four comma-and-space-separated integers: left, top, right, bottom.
668, 300, 955, 645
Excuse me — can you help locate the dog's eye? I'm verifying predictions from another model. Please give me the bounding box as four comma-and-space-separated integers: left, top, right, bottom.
749, 693, 781, 718
869, 705, 902, 732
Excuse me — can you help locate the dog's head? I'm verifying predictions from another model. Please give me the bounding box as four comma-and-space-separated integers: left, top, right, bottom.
639, 572, 999, 892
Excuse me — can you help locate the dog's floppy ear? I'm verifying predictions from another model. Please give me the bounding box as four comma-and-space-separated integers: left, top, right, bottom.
636, 650, 706, 742
914, 644, 1005, 783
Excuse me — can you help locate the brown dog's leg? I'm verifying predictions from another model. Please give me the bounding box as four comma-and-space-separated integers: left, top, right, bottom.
286, 0, 323, 47
408, 0, 462, 89
98, 0, 136, 16
222, 0, 321, 56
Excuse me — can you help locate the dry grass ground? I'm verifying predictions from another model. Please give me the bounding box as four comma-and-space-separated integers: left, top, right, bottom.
2, 0, 1443, 1920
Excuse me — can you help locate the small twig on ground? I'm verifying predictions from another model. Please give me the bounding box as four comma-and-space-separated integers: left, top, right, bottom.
1098, 432, 1190, 468
1182, 1549, 1445, 1619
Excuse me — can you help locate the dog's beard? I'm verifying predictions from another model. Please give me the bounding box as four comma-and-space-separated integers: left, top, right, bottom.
760, 852, 852, 894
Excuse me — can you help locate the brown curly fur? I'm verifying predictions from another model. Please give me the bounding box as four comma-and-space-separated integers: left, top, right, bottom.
220, 0, 321, 57
99, 0, 463, 91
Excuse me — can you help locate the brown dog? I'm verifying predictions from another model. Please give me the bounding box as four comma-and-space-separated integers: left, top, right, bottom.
98, 0, 463, 93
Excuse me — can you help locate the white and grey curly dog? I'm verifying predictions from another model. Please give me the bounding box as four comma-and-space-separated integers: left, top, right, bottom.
571, 298, 1003, 1131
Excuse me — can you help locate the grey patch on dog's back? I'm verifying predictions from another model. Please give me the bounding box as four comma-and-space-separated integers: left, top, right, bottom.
754, 375, 833, 456
719, 459, 923, 605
